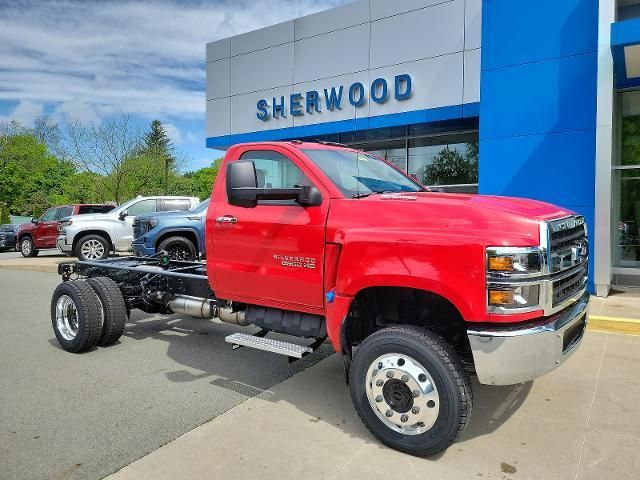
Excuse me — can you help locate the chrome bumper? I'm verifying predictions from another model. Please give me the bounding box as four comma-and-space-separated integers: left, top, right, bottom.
467, 290, 589, 386
56, 235, 72, 253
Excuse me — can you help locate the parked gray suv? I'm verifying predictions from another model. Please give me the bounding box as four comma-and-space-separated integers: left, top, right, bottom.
57, 196, 199, 261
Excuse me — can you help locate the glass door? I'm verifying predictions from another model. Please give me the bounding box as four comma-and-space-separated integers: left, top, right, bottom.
614, 91, 640, 268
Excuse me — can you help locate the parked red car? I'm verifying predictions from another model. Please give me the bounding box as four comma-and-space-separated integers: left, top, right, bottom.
17, 204, 115, 257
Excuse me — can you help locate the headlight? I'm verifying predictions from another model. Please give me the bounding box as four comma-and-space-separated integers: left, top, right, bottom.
486, 246, 543, 314
488, 285, 540, 309
148, 218, 159, 228
486, 247, 543, 274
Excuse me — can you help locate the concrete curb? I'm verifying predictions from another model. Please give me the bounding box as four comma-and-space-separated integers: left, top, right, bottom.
588, 315, 640, 336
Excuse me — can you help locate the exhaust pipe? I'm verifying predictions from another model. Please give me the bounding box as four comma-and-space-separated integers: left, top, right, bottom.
168, 295, 249, 326
168, 295, 214, 319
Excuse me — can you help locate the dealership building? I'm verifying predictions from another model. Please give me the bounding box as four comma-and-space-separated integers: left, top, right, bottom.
206, 0, 640, 296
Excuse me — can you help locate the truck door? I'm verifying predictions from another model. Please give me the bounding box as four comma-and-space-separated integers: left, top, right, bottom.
37, 207, 59, 247
210, 148, 328, 311
115, 199, 157, 251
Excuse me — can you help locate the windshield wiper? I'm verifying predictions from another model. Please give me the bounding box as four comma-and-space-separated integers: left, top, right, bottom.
352, 190, 391, 199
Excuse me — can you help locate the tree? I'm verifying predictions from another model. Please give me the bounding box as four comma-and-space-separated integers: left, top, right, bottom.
418, 141, 478, 186
63, 115, 142, 203
180, 159, 222, 200
0, 203, 10, 224
142, 120, 175, 195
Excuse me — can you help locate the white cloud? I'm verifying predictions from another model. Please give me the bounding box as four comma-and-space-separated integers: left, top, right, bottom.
163, 122, 183, 145
0, 100, 43, 124
0, 0, 348, 124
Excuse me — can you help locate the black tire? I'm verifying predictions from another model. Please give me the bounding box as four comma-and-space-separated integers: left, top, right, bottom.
75, 234, 109, 261
86, 277, 127, 346
51, 280, 103, 353
157, 236, 197, 261
20, 236, 38, 257
349, 327, 472, 457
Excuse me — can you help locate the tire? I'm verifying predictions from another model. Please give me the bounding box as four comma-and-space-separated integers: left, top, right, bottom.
349, 327, 473, 457
86, 277, 127, 346
157, 236, 197, 261
20, 236, 38, 257
75, 234, 109, 261
51, 280, 103, 353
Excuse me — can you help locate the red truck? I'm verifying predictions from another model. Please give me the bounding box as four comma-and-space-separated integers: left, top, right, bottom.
17, 204, 115, 257
52, 142, 589, 456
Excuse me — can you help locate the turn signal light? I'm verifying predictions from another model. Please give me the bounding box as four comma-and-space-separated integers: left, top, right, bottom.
488, 289, 515, 305
488, 256, 514, 271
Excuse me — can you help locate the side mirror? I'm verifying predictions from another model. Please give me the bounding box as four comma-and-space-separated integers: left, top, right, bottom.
227, 161, 322, 208
119, 210, 129, 220
31, 217, 39, 224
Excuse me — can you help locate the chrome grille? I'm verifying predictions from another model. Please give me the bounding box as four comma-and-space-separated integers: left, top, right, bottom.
546, 215, 588, 309
552, 265, 588, 306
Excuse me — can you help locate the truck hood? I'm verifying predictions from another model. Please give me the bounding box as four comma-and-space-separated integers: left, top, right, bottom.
63, 212, 115, 222
327, 192, 574, 247
366, 192, 570, 221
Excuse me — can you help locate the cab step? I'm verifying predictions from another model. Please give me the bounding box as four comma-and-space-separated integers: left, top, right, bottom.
225, 331, 321, 360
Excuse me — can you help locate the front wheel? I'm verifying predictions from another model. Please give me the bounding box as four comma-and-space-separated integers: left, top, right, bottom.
20, 237, 38, 257
157, 236, 197, 261
349, 327, 473, 456
75, 234, 109, 261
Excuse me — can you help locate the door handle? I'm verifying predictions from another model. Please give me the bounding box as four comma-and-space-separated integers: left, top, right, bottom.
215, 215, 238, 224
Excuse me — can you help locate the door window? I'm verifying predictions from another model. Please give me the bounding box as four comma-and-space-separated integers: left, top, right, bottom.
240, 150, 309, 190
57, 206, 74, 219
162, 199, 191, 212
41, 208, 58, 222
127, 199, 157, 216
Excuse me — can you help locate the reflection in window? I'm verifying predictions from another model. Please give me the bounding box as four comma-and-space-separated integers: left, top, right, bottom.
352, 140, 406, 170
409, 136, 478, 191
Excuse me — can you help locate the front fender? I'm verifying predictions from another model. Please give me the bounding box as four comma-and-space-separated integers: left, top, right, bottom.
333, 241, 486, 322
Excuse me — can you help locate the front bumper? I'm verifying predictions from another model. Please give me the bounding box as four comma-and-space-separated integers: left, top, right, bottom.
56, 235, 73, 253
131, 241, 155, 257
468, 290, 589, 385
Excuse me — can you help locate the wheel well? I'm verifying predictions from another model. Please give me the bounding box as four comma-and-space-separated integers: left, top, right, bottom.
155, 230, 199, 254
73, 231, 113, 251
18, 233, 32, 242
342, 287, 472, 365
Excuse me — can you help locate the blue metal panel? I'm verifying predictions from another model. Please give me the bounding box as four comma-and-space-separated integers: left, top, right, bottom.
480, 0, 598, 290
482, 0, 598, 71
479, 130, 595, 206
481, 52, 598, 139
206, 103, 479, 148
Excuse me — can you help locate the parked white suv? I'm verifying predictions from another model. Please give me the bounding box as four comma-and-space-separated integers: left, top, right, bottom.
57, 196, 200, 261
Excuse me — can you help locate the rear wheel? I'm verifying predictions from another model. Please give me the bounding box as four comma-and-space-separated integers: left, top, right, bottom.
75, 234, 109, 261
87, 277, 127, 346
157, 236, 197, 261
51, 280, 103, 353
349, 327, 472, 456
20, 236, 38, 257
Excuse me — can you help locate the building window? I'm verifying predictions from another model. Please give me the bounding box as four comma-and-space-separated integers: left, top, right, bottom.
350, 139, 407, 170
408, 134, 478, 192
614, 91, 640, 267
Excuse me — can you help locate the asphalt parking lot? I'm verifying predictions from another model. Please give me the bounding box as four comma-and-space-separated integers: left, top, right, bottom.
0, 269, 333, 480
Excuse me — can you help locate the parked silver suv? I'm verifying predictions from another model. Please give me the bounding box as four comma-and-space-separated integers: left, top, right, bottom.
57, 196, 199, 261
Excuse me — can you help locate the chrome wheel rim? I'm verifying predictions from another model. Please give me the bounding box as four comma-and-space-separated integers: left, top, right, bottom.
81, 239, 105, 260
21, 239, 31, 255
56, 295, 79, 341
365, 353, 440, 435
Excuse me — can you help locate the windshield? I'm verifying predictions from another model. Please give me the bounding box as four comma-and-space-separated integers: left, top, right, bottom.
302, 148, 424, 198
189, 198, 210, 213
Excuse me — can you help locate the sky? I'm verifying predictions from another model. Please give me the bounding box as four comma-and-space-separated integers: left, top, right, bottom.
0, 0, 347, 171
